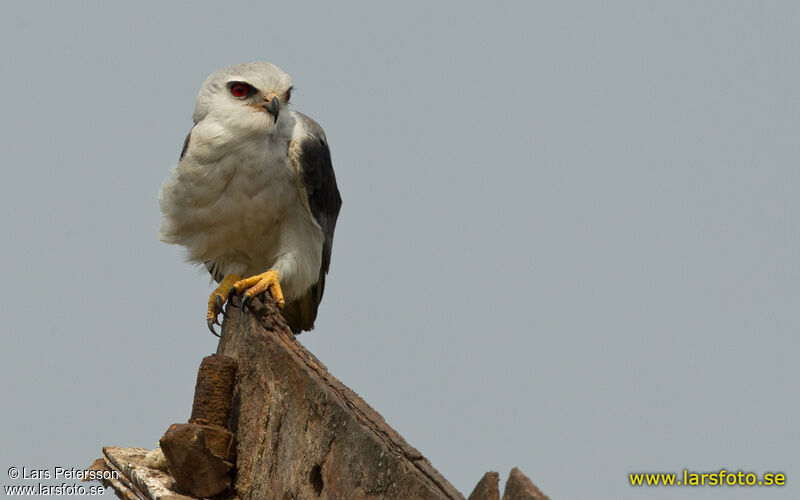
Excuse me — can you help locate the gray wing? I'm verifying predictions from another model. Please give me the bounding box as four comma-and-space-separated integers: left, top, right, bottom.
282, 112, 342, 333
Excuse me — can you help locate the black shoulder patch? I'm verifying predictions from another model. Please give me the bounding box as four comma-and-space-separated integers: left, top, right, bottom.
283, 134, 342, 332
298, 136, 342, 250
179, 129, 192, 160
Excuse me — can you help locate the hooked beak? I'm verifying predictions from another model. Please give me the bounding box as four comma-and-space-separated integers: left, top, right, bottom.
262, 94, 280, 123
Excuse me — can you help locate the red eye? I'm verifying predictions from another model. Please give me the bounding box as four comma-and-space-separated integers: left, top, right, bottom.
285, 88, 291, 102
230, 83, 251, 98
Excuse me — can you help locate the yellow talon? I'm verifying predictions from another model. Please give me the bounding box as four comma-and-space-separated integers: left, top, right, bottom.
232, 270, 285, 308
205, 270, 284, 335
207, 274, 242, 326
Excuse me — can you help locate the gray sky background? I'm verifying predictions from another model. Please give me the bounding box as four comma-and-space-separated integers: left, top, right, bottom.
1, 2, 797, 499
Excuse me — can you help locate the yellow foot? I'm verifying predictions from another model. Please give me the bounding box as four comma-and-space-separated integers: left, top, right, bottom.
231, 270, 285, 310
206, 274, 242, 336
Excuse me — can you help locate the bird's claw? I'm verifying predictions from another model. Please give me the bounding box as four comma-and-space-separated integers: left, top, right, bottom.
227, 287, 242, 309
207, 318, 221, 337
205, 271, 282, 334
220, 287, 252, 315
241, 293, 252, 312
205, 292, 228, 337
215, 294, 229, 318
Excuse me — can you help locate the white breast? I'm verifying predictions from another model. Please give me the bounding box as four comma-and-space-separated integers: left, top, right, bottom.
159, 118, 324, 300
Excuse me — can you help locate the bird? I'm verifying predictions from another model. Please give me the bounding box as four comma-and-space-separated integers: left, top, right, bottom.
159, 62, 342, 336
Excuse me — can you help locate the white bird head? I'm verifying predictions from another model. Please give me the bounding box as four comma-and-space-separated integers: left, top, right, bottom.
192, 62, 293, 133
